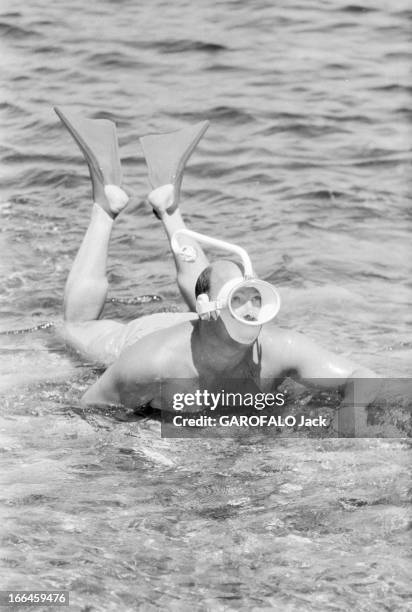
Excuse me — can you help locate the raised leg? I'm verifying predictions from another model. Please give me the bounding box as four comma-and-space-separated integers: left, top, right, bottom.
62, 187, 130, 365
54, 108, 129, 322
148, 185, 209, 310
140, 121, 210, 311
64, 188, 129, 322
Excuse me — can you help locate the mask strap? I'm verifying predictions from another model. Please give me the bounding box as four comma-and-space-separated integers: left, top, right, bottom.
171, 229, 255, 278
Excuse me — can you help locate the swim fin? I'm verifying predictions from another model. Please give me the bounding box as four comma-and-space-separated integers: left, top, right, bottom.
140, 120, 209, 216
54, 106, 122, 217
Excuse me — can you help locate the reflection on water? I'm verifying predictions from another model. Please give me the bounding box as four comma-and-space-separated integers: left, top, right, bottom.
1, 0, 411, 608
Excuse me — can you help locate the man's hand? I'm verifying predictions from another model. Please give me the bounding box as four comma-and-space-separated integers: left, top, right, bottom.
268, 330, 380, 437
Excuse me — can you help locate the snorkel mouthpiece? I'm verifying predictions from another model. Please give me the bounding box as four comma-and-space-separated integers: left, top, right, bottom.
171, 229, 281, 326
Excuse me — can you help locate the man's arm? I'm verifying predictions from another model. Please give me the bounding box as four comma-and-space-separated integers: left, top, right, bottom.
278, 331, 379, 435
81, 339, 162, 408
266, 329, 376, 380
81, 360, 123, 407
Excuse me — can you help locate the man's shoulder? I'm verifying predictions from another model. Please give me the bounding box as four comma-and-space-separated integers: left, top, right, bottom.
260, 326, 329, 361
260, 325, 298, 350
127, 318, 194, 349
152, 321, 194, 360
259, 326, 310, 376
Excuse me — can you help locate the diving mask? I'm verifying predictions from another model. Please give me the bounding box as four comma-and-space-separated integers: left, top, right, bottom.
171, 229, 281, 326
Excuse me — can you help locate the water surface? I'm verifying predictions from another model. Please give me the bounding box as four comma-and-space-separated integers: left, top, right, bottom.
1, 0, 411, 610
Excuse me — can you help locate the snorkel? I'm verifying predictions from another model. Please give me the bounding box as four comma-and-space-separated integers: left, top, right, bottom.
171, 229, 281, 343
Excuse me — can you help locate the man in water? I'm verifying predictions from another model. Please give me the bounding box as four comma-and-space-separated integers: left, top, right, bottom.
57, 110, 377, 434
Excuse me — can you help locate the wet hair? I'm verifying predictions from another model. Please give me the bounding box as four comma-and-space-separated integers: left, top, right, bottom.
195, 260, 244, 298
195, 265, 212, 297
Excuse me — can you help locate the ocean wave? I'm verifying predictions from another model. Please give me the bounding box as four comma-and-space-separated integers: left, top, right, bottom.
164, 105, 254, 126
0, 21, 40, 39
370, 83, 412, 93
0, 12, 21, 18
122, 37, 228, 54
86, 51, 145, 70
207, 105, 255, 124
153, 39, 227, 54
32, 45, 63, 54
8, 167, 82, 190
0, 101, 25, 116
340, 5, 377, 13
204, 63, 237, 72
293, 189, 348, 201
3, 152, 67, 166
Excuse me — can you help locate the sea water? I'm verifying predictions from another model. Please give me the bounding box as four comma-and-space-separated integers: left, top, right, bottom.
1, 0, 411, 610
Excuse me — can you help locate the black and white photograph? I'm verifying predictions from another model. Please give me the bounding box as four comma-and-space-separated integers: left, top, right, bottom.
1, 0, 411, 610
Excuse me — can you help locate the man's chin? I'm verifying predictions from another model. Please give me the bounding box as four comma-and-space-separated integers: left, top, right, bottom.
239, 326, 261, 344
221, 316, 262, 344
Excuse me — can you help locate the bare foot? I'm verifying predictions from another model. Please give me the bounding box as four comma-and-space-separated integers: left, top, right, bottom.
147, 184, 175, 217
